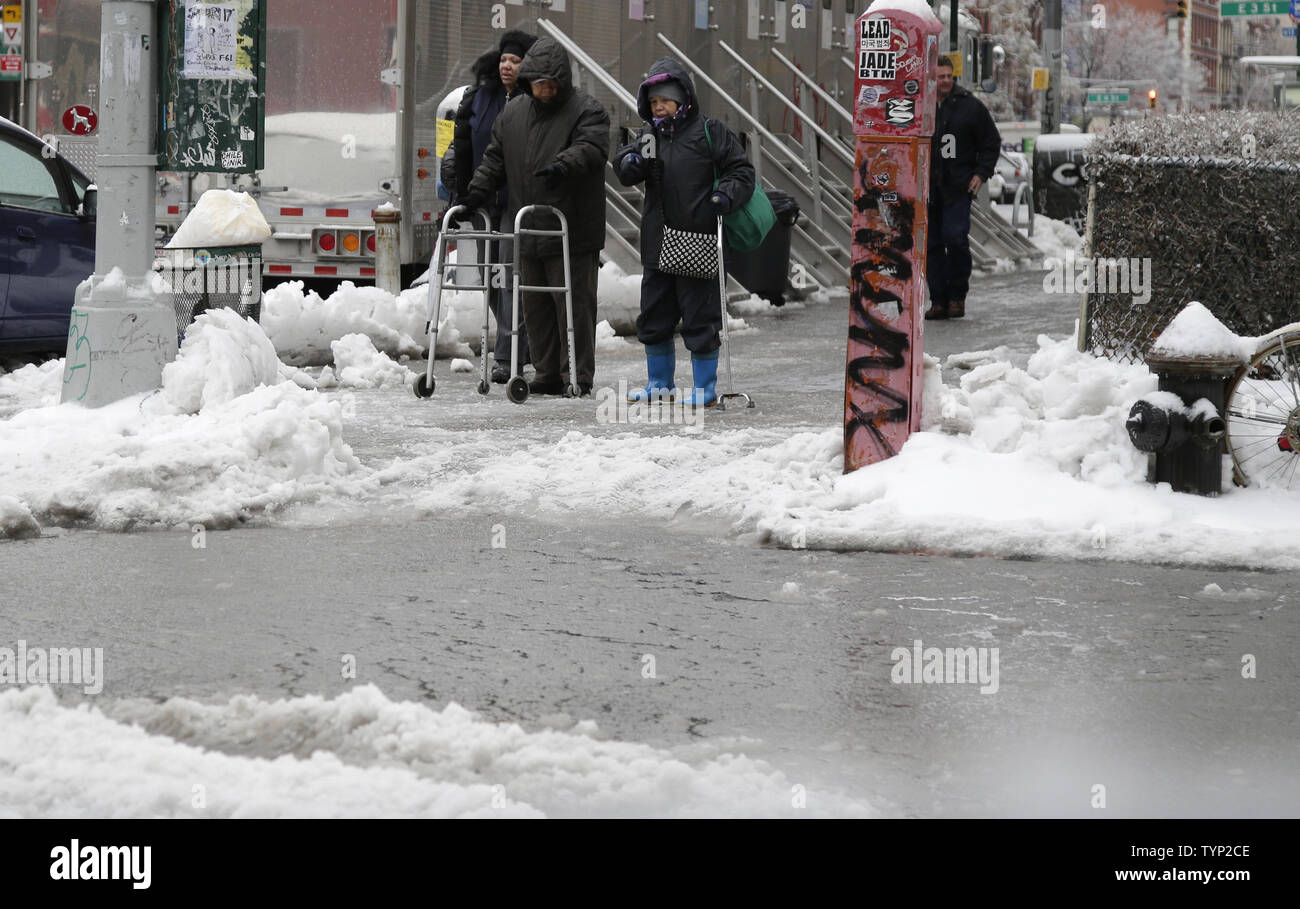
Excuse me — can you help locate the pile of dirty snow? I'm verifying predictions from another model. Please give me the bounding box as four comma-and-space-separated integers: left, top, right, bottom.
0, 685, 873, 818
260, 280, 474, 367
317, 334, 416, 389
0, 313, 363, 532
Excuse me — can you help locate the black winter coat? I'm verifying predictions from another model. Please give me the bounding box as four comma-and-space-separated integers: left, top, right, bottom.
930, 82, 1001, 205
612, 57, 755, 270
448, 48, 512, 211
466, 37, 610, 257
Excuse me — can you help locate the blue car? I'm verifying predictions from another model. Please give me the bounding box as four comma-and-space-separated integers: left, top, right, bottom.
0, 116, 96, 354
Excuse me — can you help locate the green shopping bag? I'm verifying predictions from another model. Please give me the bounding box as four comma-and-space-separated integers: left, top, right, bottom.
704, 118, 776, 252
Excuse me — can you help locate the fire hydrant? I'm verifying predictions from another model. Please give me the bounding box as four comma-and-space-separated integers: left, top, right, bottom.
1126, 353, 1235, 496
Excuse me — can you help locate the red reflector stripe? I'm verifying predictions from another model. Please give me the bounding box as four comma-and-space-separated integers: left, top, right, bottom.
268, 265, 293, 274
422, 213, 431, 221
326, 208, 348, 218
280, 207, 304, 216
314, 266, 338, 275
166, 205, 179, 214
360, 267, 375, 276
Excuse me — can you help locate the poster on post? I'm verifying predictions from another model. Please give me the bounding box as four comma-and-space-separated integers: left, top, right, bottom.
159, 0, 265, 173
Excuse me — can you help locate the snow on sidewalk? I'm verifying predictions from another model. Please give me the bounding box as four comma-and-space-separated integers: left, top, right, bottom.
0, 684, 874, 818
4, 308, 1298, 568
383, 334, 1300, 570
0, 311, 363, 532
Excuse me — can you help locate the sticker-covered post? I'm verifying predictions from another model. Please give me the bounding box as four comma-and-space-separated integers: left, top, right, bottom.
843, 1, 940, 473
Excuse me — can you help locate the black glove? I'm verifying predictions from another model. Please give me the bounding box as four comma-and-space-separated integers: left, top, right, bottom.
459, 189, 487, 213
618, 151, 647, 182
708, 192, 730, 215
534, 162, 566, 189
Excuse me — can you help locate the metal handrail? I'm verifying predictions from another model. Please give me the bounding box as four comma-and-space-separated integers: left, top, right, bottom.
716, 41, 855, 169
769, 47, 853, 126
1010, 180, 1035, 237
537, 18, 639, 115
654, 33, 811, 176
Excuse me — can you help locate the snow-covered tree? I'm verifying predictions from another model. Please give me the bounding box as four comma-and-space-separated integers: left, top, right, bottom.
961, 0, 1045, 120
1060, 1, 1212, 125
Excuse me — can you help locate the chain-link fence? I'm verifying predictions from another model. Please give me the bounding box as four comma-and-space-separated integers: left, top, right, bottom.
153, 246, 263, 339
1082, 152, 1300, 364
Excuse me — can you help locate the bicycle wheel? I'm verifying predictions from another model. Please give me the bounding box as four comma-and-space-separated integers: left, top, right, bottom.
1224, 327, 1300, 490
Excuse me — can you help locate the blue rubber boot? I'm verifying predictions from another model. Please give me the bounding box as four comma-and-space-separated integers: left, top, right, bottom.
679, 348, 719, 408
627, 340, 677, 402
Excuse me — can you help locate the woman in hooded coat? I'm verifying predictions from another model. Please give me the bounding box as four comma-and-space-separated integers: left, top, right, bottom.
612, 57, 755, 407
445, 29, 537, 383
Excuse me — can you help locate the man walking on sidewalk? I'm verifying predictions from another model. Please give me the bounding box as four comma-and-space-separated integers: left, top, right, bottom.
926, 56, 1000, 320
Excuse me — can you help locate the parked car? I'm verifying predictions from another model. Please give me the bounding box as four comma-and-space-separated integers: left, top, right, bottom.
0, 116, 96, 354
992, 149, 1030, 204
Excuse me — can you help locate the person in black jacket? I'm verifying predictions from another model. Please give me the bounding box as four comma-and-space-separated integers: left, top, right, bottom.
927, 57, 1000, 320
612, 57, 755, 407
462, 37, 609, 396
442, 29, 536, 383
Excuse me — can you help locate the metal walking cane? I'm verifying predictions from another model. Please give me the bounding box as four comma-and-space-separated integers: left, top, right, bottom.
715, 216, 754, 411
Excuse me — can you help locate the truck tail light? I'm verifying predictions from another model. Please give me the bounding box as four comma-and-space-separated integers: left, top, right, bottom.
314, 230, 336, 253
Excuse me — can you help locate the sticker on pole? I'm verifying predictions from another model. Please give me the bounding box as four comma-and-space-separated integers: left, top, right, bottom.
853, 9, 940, 137
62, 105, 98, 135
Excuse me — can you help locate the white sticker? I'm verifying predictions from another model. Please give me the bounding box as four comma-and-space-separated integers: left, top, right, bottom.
858, 50, 897, 81
183, 3, 240, 79
860, 17, 890, 51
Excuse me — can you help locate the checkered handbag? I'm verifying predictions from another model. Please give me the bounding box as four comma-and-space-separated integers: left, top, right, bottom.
657, 224, 718, 279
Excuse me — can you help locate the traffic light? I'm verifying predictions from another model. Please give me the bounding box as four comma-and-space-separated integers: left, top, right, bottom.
1176, 0, 1187, 18
1148, 88, 1158, 108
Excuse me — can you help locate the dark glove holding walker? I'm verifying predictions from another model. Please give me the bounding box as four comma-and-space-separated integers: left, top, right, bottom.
534, 162, 566, 190
708, 192, 730, 216
458, 189, 488, 213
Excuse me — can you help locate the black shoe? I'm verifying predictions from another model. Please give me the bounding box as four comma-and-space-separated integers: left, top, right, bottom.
528, 378, 565, 396
491, 363, 510, 384
925, 303, 950, 321
949, 298, 965, 318
578, 383, 592, 397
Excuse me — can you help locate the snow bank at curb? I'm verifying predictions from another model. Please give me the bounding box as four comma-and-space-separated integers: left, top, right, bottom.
396, 335, 1300, 569
261, 280, 474, 367
0, 685, 874, 818
0, 316, 364, 530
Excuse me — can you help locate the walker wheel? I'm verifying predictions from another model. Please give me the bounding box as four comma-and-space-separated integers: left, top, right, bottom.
476, 379, 490, 395
564, 384, 580, 398
413, 374, 435, 398
506, 376, 529, 404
